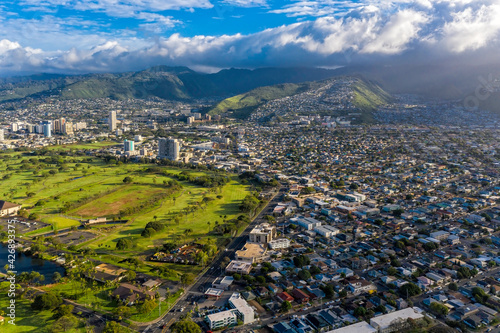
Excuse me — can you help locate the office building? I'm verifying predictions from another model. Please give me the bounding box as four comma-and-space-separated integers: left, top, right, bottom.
0, 129, 4, 141
249, 223, 276, 244
124, 139, 134, 152
43, 123, 52, 138
11, 123, 18, 132
54, 118, 65, 133
158, 137, 180, 161
207, 310, 237, 330
109, 111, 117, 131
63, 122, 74, 135
228, 293, 255, 325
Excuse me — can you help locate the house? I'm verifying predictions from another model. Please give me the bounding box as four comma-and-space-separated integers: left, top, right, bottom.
348, 279, 376, 294
142, 279, 162, 290
292, 288, 310, 303
276, 291, 294, 303
112, 283, 155, 305
0, 200, 22, 216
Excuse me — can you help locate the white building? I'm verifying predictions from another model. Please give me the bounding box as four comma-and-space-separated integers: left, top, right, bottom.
0, 129, 4, 141
207, 310, 237, 329
430, 231, 450, 241
229, 293, 255, 325
268, 238, 291, 250
158, 137, 180, 161
314, 225, 340, 238
291, 216, 322, 230
109, 111, 117, 131
369, 308, 424, 333
326, 321, 377, 333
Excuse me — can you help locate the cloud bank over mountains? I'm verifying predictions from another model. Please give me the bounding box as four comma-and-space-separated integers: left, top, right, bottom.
0, 0, 499, 75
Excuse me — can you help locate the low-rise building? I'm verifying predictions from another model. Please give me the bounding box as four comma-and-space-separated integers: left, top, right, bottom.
235, 242, 268, 263
207, 310, 237, 329
226, 260, 253, 274
369, 308, 424, 333
269, 238, 291, 249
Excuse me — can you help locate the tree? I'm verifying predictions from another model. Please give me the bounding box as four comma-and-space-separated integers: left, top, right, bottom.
52, 271, 62, 283
430, 302, 449, 317
52, 304, 74, 319
32, 292, 63, 311
180, 273, 195, 287
472, 287, 489, 304
50, 315, 78, 332
141, 227, 155, 238
171, 319, 202, 333
281, 300, 292, 313
298, 269, 311, 280
138, 299, 156, 314
399, 283, 421, 298
448, 282, 458, 291
123, 176, 133, 184
387, 267, 397, 276
293, 254, 310, 268
354, 306, 367, 317
103, 321, 128, 333
116, 238, 133, 250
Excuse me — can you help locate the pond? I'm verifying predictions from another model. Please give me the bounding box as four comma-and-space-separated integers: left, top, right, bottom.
0, 244, 66, 284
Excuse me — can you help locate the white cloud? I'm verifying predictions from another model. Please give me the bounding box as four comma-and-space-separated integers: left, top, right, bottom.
361, 9, 428, 54
2, 0, 500, 75
442, 4, 500, 52
220, 0, 268, 7
19, 0, 214, 17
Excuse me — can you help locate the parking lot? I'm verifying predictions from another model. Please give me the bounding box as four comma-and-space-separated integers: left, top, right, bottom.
0, 217, 50, 235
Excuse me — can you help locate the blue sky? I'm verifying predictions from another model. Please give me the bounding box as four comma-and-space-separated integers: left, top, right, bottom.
0, 0, 500, 75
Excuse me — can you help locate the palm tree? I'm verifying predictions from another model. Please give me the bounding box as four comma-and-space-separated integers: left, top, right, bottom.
207, 221, 211, 232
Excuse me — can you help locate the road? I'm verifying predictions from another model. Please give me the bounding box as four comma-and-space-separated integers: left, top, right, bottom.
139, 185, 287, 333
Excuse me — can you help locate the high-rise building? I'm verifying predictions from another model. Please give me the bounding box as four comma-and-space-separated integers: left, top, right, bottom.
158, 137, 180, 161
0, 129, 4, 141
124, 139, 134, 152
63, 122, 74, 135
11, 123, 18, 132
109, 111, 117, 131
43, 124, 52, 138
54, 118, 65, 133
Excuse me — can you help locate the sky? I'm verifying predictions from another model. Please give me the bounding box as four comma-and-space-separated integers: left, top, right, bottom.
0, 0, 499, 75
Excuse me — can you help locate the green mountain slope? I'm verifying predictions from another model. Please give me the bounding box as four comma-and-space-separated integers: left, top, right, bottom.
208, 77, 392, 121
208, 82, 321, 118
0, 66, 338, 102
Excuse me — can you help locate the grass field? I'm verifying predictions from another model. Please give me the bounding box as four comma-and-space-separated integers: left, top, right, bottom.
0, 297, 86, 333
0, 144, 250, 276
42, 281, 182, 323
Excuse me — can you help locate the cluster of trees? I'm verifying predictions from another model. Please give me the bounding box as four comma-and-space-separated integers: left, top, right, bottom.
141, 221, 165, 238
430, 302, 449, 317
457, 266, 478, 279
31, 292, 63, 310
174, 171, 229, 188
116, 238, 134, 250
423, 242, 440, 252
399, 283, 421, 297
472, 287, 489, 304
171, 318, 201, 333
239, 194, 261, 214
293, 254, 311, 268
